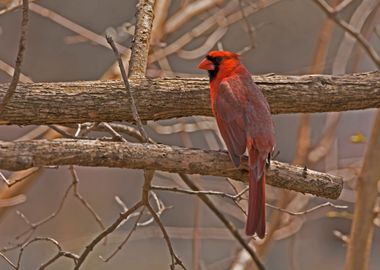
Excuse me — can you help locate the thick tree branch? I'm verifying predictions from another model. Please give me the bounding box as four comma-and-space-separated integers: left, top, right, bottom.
0, 139, 342, 199
0, 72, 379, 125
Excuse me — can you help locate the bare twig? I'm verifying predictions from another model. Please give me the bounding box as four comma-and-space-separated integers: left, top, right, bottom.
176, 27, 227, 59
2, 181, 74, 250
69, 166, 106, 234
152, 185, 347, 216
332, 0, 379, 74
151, 185, 245, 200
106, 35, 149, 142
312, 0, 380, 68
164, 0, 223, 35
0, 0, 29, 115
238, 0, 255, 46
91, 116, 262, 269
0, 168, 39, 187
0, 128, 65, 219
100, 207, 145, 262
15, 237, 78, 269
266, 201, 347, 216
0, 251, 16, 269
149, 0, 280, 64
73, 201, 144, 269
345, 110, 380, 270
28, 3, 129, 54
150, 0, 172, 45
179, 173, 265, 270
147, 202, 187, 269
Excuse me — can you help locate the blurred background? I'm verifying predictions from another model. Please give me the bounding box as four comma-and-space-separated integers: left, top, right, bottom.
0, 0, 379, 269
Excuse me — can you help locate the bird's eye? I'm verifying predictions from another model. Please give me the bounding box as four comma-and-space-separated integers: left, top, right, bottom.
214, 57, 223, 65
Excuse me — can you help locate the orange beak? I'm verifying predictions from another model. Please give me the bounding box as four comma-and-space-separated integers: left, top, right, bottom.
198, 58, 214, 70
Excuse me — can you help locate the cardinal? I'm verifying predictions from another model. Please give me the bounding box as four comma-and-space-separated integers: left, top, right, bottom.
198, 51, 275, 238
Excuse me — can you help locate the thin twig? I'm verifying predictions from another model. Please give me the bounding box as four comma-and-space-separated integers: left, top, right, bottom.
312, 0, 380, 68
16, 237, 78, 269
100, 206, 146, 262
266, 201, 347, 216
152, 185, 347, 216
146, 203, 187, 270
0, 252, 16, 269
0, 0, 29, 115
151, 185, 246, 200
0, 168, 39, 187
29, 3, 129, 54
238, 0, 255, 47
73, 201, 144, 269
69, 166, 106, 234
0, 182, 74, 253
179, 173, 265, 270
106, 35, 149, 142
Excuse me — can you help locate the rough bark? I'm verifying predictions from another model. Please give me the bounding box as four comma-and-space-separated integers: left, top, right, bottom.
128, 0, 155, 77
0, 139, 343, 199
0, 72, 379, 125
345, 110, 380, 270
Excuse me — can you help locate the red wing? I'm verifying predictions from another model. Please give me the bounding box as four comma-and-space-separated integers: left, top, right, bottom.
214, 80, 247, 167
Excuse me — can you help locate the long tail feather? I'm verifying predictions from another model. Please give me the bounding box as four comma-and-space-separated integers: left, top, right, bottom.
246, 147, 266, 238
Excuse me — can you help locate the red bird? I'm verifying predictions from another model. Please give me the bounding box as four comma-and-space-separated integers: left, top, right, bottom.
198, 51, 275, 238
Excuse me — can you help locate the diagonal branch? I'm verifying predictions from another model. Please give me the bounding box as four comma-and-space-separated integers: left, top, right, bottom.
106, 36, 149, 141
73, 201, 144, 269
0, 139, 343, 199
312, 0, 380, 68
0, 72, 379, 125
179, 173, 265, 270
29, 3, 129, 54
0, 0, 29, 115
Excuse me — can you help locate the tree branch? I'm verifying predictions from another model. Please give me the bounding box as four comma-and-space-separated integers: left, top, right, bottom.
312, 0, 380, 68
345, 110, 380, 270
0, 139, 343, 199
0, 72, 379, 125
128, 0, 155, 77
0, 0, 29, 115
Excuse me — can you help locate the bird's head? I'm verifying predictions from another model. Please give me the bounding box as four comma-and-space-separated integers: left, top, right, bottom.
198, 51, 240, 81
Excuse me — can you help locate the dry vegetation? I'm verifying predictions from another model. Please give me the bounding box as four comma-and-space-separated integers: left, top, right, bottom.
0, 0, 379, 269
